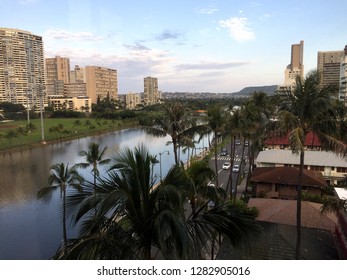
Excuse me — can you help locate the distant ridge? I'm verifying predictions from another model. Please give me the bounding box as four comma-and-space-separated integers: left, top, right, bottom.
232, 85, 279, 96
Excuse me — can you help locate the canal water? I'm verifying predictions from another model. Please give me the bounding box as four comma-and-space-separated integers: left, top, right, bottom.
0, 128, 208, 260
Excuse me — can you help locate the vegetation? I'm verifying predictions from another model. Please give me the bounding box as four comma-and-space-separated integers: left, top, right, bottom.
277, 70, 347, 259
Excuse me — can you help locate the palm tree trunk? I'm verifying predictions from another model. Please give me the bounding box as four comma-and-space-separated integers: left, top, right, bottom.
295, 150, 304, 260
214, 133, 219, 187
62, 189, 68, 255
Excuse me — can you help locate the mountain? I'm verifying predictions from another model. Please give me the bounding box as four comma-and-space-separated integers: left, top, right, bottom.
232, 85, 279, 96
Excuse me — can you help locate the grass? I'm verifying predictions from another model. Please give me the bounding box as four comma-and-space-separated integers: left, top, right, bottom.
0, 117, 138, 152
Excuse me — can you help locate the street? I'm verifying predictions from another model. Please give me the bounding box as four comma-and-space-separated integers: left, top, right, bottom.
209, 141, 249, 198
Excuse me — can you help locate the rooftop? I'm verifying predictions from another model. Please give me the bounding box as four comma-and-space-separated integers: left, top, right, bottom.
256, 149, 347, 168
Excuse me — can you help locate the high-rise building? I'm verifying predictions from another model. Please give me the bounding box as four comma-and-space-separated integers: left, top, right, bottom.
0, 28, 46, 109
284, 40, 304, 88
125, 92, 141, 109
143, 76, 160, 105
70, 65, 84, 83
339, 46, 347, 102
317, 49, 344, 88
45, 56, 70, 84
84, 66, 118, 104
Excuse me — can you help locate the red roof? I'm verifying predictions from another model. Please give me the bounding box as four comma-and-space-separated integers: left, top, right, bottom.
265, 131, 321, 147
251, 166, 328, 188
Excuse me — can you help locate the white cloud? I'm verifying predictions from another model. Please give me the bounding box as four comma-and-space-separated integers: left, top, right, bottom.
44, 29, 104, 42
219, 17, 256, 42
195, 7, 219, 14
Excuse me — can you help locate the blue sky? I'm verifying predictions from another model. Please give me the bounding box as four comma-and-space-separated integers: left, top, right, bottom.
1, 0, 346, 93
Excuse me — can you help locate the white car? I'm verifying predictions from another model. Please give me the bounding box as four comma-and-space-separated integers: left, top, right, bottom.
222, 162, 231, 170
232, 164, 240, 172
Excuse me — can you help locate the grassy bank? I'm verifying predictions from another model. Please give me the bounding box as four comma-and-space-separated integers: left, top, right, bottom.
0, 118, 138, 153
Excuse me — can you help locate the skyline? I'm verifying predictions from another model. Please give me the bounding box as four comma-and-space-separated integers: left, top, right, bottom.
1, 0, 346, 94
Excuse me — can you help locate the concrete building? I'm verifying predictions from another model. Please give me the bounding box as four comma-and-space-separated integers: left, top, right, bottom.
255, 149, 347, 185
45, 56, 71, 96
84, 66, 118, 104
339, 46, 347, 102
143, 76, 161, 105
125, 92, 141, 109
70, 65, 84, 83
317, 49, 344, 92
48, 95, 91, 113
284, 40, 304, 88
0, 28, 47, 110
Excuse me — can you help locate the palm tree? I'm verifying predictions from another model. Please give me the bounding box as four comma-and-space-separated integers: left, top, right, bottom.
204, 104, 227, 188
145, 101, 198, 165
76, 142, 110, 190
277, 70, 347, 259
37, 163, 83, 253
57, 145, 260, 259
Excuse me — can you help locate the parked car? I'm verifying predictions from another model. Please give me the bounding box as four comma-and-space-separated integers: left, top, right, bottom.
232, 164, 240, 172
222, 162, 231, 170
235, 139, 241, 145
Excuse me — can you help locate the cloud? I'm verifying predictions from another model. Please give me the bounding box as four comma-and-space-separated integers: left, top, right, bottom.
124, 42, 151, 51
219, 17, 256, 42
44, 29, 103, 42
154, 30, 182, 41
194, 7, 219, 14
176, 61, 249, 71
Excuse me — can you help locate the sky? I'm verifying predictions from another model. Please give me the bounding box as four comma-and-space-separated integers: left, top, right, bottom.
1, 0, 346, 94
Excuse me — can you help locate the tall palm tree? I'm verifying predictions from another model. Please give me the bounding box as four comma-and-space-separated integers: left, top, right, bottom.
204, 104, 227, 188
37, 163, 83, 252
76, 142, 110, 190
277, 70, 347, 259
144, 101, 198, 165
57, 145, 260, 259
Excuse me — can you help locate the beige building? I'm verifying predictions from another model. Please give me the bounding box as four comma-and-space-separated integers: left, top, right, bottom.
0, 28, 47, 110
125, 92, 141, 109
84, 66, 118, 104
317, 49, 344, 89
48, 95, 91, 113
45, 56, 71, 96
70, 65, 84, 83
284, 40, 304, 88
143, 76, 161, 105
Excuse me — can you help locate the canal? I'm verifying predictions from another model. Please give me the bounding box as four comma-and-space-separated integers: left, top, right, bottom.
0, 128, 208, 259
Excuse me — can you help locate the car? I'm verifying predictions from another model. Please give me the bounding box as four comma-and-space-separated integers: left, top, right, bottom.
232, 164, 240, 172
235, 139, 241, 145
207, 183, 215, 187
245, 140, 249, 146
220, 149, 228, 156
222, 162, 231, 170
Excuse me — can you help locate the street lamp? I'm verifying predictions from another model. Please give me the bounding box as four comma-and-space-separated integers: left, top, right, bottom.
159, 150, 169, 182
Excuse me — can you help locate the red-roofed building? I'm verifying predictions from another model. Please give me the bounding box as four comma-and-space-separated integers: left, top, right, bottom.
264, 131, 321, 150
251, 166, 328, 199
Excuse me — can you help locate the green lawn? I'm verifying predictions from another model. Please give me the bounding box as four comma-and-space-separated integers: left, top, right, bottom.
0, 118, 138, 152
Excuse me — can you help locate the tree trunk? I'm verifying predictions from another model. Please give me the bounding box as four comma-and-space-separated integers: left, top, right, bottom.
295, 150, 304, 260
62, 189, 68, 256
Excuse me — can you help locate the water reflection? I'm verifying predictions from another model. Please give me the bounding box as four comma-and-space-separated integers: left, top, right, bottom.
0, 128, 208, 259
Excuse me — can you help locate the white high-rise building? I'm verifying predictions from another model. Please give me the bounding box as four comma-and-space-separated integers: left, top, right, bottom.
339, 46, 347, 102
0, 28, 46, 109
143, 76, 161, 105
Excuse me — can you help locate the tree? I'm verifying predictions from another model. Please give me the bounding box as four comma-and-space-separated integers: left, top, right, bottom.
145, 101, 198, 165
76, 142, 110, 191
277, 70, 347, 259
56, 145, 260, 260
37, 163, 83, 253
204, 104, 227, 188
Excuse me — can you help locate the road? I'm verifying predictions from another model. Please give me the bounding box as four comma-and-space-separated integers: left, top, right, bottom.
209, 141, 249, 198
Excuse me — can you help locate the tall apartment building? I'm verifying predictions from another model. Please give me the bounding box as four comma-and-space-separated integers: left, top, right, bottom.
84, 66, 118, 104
317, 49, 344, 89
284, 40, 304, 88
45, 56, 70, 96
70, 65, 84, 83
339, 46, 347, 102
0, 28, 46, 109
125, 92, 141, 109
143, 76, 160, 105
